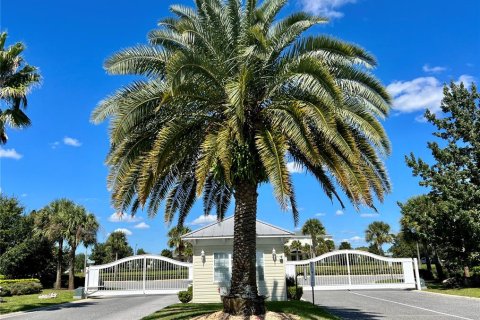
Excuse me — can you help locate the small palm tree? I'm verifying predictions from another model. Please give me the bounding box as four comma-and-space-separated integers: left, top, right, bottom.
365, 221, 393, 255
0, 32, 40, 144
290, 240, 303, 261
34, 199, 71, 289
167, 226, 191, 261
92, 0, 391, 314
301, 218, 326, 257
65, 206, 99, 290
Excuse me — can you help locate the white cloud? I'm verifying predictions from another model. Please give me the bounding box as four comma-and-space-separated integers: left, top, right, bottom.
21, 193, 27, 197
422, 64, 446, 74
300, 0, 356, 18
315, 212, 326, 217
134, 222, 150, 229
335, 209, 344, 216
0, 148, 22, 159
51, 141, 60, 149
286, 162, 304, 174
343, 235, 363, 243
108, 212, 141, 223
63, 137, 82, 147
360, 213, 380, 218
189, 214, 217, 226
387, 75, 474, 115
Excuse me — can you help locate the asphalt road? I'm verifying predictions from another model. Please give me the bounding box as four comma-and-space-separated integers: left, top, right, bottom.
0, 295, 178, 320
303, 290, 480, 319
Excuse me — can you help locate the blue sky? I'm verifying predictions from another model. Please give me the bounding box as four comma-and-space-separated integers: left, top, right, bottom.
1, 0, 479, 254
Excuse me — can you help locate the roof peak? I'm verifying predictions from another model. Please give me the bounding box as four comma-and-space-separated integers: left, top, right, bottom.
182, 216, 294, 240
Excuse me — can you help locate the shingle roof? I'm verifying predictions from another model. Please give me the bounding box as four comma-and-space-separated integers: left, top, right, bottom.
182, 216, 294, 240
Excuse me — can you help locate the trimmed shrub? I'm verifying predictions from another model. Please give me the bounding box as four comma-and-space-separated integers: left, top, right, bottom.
178, 286, 193, 303
287, 286, 303, 300
0, 279, 43, 296
0, 278, 41, 285
0, 287, 12, 297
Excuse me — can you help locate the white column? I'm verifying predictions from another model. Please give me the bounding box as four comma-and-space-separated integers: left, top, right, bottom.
413, 258, 422, 290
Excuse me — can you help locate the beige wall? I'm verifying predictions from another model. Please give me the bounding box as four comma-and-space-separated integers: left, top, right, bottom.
191, 238, 287, 303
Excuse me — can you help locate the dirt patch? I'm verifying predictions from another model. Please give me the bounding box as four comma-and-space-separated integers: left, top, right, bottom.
192, 311, 300, 320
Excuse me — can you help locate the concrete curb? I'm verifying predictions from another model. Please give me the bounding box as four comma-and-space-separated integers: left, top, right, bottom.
0, 298, 90, 319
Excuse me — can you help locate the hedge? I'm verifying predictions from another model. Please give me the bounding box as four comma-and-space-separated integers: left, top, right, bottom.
0, 279, 43, 296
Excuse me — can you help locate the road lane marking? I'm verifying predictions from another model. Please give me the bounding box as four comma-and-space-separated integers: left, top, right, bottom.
350, 291, 474, 320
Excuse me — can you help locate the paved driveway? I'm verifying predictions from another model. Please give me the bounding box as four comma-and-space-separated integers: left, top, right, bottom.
303, 290, 480, 319
0, 295, 178, 320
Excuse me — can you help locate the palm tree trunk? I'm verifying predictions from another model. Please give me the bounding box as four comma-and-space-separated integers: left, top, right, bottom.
55, 239, 63, 289
223, 180, 265, 316
68, 246, 76, 290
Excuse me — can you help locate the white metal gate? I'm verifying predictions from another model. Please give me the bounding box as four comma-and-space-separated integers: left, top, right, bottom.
85, 254, 193, 296
285, 250, 421, 290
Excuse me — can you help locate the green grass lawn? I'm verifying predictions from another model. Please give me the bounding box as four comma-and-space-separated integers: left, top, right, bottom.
143, 301, 338, 320
0, 289, 74, 315
426, 282, 480, 298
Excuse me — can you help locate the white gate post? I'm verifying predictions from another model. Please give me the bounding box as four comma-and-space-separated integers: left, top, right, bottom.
413, 258, 421, 290
188, 265, 193, 281
142, 257, 147, 294
84, 266, 89, 295
345, 253, 352, 287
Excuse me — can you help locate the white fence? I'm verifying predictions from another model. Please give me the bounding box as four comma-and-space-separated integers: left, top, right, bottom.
85, 254, 193, 296
286, 250, 421, 290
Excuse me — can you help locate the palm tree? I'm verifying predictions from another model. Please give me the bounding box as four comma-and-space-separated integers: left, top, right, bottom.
167, 226, 191, 261
365, 221, 393, 255
34, 199, 71, 289
65, 206, 99, 290
290, 240, 303, 261
301, 218, 326, 257
92, 0, 391, 314
0, 32, 40, 144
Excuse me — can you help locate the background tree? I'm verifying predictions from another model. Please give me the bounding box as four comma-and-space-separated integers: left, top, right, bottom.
35, 199, 71, 289
104, 231, 133, 262
389, 232, 418, 259
167, 226, 191, 261
339, 241, 352, 250
0, 196, 55, 283
75, 253, 86, 273
0, 32, 40, 144
65, 205, 98, 289
398, 195, 444, 278
136, 248, 147, 255
160, 249, 173, 259
92, 0, 391, 314
90, 243, 108, 265
283, 245, 291, 260
301, 218, 326, 257
365, 221, 393, 255
290, 240, 303, 261
406, 82, 480, 278
302, 243, 312, 259
325, 240, 335, 251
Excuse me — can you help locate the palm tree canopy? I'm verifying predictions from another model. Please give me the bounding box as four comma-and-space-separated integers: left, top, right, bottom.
365, 221, 393, 247
92, 0, 391, 226
0, 32, 40, 144
301, 218, 325, 239
167, 225, 191, 256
